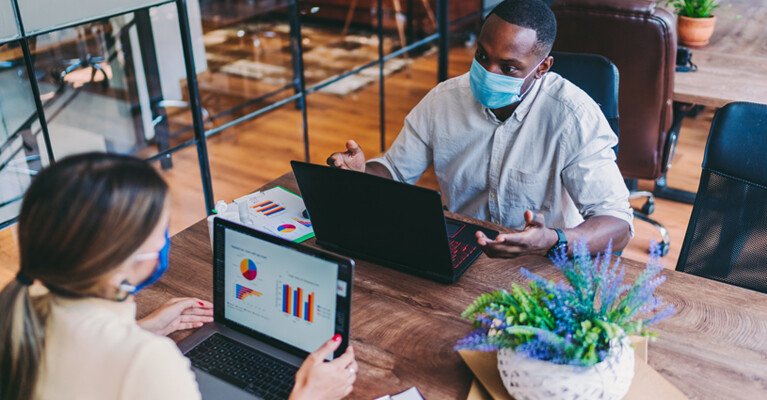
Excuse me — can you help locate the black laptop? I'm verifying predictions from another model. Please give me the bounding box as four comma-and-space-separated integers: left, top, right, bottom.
178, 217, 354, 399
291, 161, 498, 283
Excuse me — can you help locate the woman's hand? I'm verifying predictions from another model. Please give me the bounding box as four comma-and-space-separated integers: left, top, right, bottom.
137, 297, 213, 336
290, 334, 357, 400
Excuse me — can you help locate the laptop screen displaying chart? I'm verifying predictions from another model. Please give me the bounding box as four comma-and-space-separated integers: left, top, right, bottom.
222, 226, 339, 357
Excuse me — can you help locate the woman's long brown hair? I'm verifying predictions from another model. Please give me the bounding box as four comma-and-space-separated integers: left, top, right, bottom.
0, 153, 168, 400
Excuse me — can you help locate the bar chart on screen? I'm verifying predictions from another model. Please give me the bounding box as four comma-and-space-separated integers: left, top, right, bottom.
282, 284, 314, 323
235, 284, 262, 300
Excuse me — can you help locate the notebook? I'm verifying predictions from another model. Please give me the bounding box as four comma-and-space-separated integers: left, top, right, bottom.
291, 161, 498, 284
178, 217, 354, 399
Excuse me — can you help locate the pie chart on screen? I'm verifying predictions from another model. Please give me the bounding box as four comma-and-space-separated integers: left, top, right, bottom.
240, 259, 257, 280
277, 224, 296, 233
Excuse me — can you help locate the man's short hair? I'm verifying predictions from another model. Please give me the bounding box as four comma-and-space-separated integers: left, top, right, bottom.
488, 0, 557, 57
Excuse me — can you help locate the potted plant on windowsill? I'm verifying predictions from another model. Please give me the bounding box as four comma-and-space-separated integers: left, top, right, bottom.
666, 0, 719, 47
456, 241, 675, 400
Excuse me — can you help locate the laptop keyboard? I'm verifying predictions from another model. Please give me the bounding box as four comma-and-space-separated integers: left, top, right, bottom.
186, 333, 297, 400
450, 239, 477, 268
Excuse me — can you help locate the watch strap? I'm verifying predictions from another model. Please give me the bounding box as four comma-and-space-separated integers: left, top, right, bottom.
548, 228, 567, 257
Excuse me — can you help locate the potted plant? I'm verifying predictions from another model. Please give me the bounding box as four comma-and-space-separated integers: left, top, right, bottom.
665, 0, 719, 46
456, 241, 675, 400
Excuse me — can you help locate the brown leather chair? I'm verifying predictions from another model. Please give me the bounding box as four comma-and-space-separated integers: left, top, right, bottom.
550, 0, 680, 255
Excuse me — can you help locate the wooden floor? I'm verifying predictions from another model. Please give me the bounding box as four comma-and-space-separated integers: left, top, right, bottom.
0, 45, 711, 288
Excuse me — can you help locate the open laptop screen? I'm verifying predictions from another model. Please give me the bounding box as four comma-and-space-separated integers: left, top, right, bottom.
214, 218, 352, 359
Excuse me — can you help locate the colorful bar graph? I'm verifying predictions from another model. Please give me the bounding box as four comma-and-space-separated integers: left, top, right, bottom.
307, 293, 313, 322
259, 204, 279, 212
292, 218, 312, 227
251, 200, 286, 217
264, 207, 285, 216
283, 284, 291, 314
282, 284, 314, 323
235, 284, 262, 300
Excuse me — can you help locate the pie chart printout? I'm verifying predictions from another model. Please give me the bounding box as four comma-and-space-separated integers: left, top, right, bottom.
277, 224, 296, 233
240, 259, 257, 280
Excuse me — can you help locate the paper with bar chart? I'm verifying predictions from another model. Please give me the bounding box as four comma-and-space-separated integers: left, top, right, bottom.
231, 186, 314, 243
223, 227, 337, 355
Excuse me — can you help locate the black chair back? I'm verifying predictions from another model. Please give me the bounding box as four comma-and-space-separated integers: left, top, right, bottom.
549, 51, 620, 145
676, 102, 767, 293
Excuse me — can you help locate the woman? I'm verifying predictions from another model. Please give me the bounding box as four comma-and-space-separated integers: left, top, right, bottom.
0, 153, 357, 400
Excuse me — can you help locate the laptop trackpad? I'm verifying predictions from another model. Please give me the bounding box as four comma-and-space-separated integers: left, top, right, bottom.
195, 370, 259, 400
446, 219, 465, 238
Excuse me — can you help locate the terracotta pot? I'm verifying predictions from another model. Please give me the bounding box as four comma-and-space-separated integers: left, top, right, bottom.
677, 15, 717, 47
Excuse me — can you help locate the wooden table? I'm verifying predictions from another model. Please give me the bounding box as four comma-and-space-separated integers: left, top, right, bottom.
137, 173, 767, 400
672, 0, 767, 107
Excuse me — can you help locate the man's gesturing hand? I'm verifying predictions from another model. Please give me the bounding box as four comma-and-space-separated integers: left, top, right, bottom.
327, 140, 366, 172
476, 210, 559, 258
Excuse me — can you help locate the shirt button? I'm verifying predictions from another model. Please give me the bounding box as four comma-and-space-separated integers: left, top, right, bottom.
490, 193, 497, 199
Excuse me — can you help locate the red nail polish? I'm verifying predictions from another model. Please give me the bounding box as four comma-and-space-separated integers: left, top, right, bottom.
198, 302, 204, 306
333, 334, 342, 342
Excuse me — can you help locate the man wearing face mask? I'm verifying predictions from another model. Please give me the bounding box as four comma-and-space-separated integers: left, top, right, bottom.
328, 0, 633, 258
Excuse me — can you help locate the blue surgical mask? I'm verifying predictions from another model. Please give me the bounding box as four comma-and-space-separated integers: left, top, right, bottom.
469, 58, 543, 109
118, 229, 170, 297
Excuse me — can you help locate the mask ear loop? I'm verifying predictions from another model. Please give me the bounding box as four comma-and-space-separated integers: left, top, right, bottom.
115, 280, 136, 302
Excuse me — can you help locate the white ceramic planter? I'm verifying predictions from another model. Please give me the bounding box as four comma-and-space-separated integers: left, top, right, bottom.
497, 337, 635, 400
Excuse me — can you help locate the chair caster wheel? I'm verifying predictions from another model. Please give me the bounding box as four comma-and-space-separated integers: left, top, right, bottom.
641, 200, 655, 215
660, 242, 669, 257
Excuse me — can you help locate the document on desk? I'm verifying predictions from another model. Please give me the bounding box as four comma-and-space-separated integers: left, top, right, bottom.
373, 386, 425, 400
234, 186, 314, 243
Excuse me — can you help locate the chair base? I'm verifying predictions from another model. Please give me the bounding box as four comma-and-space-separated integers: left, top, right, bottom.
633, 210, 670, 256
654, 174, 696, 204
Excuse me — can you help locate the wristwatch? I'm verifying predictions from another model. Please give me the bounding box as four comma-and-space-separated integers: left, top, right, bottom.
547, 228, 568, 257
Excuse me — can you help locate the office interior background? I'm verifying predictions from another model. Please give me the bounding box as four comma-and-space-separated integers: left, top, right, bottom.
0, 0, 712, 285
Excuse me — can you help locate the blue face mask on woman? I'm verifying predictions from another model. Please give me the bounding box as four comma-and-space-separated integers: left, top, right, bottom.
469, 58, 544, 109
118, 229, 170, 297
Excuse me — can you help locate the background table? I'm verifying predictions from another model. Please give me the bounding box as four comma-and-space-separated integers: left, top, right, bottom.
137, 173, 767, 399
672, 0, 767, 107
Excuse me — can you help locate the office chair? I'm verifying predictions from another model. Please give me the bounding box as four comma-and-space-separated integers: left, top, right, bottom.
548, 51, 670, 255
550, 0, 679, 256
676, 102, 767, 294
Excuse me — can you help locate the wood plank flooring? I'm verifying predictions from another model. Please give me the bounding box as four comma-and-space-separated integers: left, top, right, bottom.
0, 45, 710, 288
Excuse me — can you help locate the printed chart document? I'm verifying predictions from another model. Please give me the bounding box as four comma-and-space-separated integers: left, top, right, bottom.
373, 387, 425, 400
233, 186, 314, 243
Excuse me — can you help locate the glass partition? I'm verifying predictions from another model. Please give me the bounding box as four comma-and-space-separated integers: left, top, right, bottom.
0, 41, 38, 227
0, 1, 20, 42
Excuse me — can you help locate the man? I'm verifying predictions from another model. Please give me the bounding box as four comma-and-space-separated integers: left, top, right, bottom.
328, 0, 632, 258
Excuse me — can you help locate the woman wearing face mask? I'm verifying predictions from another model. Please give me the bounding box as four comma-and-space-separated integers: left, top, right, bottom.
0, 153, 357, 400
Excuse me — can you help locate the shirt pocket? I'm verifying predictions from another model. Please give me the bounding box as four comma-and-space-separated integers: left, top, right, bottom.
502, 168, 551, 211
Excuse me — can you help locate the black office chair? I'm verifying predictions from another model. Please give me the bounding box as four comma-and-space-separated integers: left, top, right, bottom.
548, 51, 670, 255
676, 102, 767, 294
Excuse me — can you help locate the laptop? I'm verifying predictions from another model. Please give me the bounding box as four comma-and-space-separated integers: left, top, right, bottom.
290, 161, 498, 284
178, 217, 354, 400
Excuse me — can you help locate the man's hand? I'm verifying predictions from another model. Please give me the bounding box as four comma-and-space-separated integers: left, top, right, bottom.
476, 210, 559, 258
137, 297, 214, 336
327, 140, 366, 172
290, 334, 357, 400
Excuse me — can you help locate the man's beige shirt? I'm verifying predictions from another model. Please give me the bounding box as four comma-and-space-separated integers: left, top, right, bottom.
370, 71, 634, 234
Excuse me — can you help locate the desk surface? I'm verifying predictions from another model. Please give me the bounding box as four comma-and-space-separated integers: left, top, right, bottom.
672, 0, 767, 107
137, 173, 767, 400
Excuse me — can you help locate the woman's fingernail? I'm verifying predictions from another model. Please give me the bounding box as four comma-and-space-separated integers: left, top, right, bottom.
333, 334, 342, 342
198, 302, 205, 306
